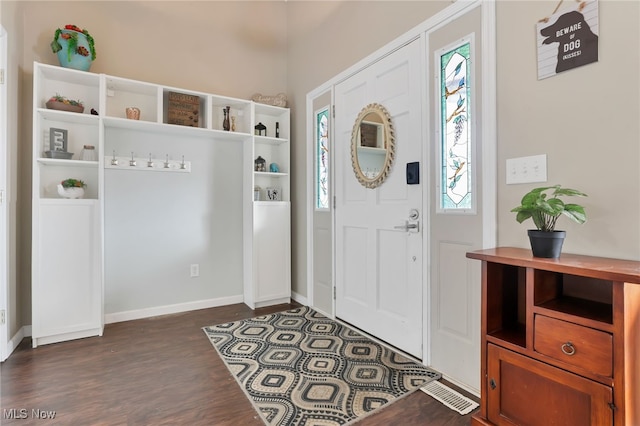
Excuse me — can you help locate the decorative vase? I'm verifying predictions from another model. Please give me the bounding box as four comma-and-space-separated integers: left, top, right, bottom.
57, 184, 85, 199
223, 106, 230, 131
126, 107, 141, 120
80, 145, 97, 161
527, 230, 566, 258
55, 29, 93, 71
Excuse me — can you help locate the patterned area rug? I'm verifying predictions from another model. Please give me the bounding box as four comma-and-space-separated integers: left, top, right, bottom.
203, 306, 441, 425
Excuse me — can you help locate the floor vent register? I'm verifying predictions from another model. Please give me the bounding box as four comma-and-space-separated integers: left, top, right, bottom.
420, 380, 479, 415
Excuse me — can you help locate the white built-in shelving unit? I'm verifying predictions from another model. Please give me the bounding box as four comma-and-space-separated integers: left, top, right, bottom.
243, 103, 291, 309
32, 62, 290, 346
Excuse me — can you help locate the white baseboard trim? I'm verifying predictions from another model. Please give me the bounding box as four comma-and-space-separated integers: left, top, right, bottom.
5, 325, 30, 359
105, 295, 245, 324
291, 291, 308, 306
11, 293, 296, 352
440, 372, 480, 398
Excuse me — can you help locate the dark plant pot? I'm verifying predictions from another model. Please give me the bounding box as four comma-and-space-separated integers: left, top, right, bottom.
527, 230, 566, 258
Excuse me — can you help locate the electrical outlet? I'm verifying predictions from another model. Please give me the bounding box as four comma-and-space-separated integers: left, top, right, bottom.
190, 264, 199, 278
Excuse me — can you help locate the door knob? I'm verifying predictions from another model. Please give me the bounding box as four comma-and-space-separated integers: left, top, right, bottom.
394, 220, 419, 233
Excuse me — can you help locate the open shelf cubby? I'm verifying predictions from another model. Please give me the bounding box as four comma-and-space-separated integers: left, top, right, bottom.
533, 270, 613, 325
485, 263, 527, 348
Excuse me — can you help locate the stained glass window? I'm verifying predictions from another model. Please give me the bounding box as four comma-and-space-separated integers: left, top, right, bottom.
316, 107, 329, 210
439, 41, 472, 210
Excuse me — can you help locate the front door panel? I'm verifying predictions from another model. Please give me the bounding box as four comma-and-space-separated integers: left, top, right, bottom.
334, 39, 423, 357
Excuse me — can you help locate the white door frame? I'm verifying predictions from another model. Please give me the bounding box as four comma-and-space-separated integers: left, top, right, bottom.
306, 0, 496, 369
305, 86, 336, 316
0, 24, 9, 362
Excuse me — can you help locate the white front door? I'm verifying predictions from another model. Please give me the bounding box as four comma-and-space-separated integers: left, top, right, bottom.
334, 39, 423, 358
428, 5, 488, 392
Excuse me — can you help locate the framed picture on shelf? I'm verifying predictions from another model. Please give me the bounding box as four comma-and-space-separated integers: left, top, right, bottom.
266, 187, 281, 201
167, 91, 200, 127
49, 128, 68, 152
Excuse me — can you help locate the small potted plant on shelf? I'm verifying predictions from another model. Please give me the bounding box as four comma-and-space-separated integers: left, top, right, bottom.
50, 24, 96, 71
511, 184, 587, 258
57, 178, 86, 199
45, 94, 84, 113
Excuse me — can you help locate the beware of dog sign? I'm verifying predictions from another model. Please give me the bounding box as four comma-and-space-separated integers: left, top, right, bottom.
536, 0, 599, 80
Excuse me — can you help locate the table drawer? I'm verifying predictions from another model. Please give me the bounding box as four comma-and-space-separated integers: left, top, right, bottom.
534, 315, 612, 377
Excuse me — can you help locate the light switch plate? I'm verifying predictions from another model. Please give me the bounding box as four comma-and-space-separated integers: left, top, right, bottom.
506, 154, 547, 184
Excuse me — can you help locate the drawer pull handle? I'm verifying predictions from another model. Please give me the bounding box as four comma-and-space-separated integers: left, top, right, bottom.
561, 341, 576, 356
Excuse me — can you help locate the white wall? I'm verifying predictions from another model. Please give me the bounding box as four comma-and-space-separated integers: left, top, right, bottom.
496, 0, 640, 259
20, 1, 288, 100
103, 129, 244, 315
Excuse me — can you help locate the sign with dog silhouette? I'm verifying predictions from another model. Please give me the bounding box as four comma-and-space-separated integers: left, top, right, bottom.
537, 0, 598, 80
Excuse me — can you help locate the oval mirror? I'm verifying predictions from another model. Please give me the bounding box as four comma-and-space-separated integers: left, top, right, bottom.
350, 103, 395, 189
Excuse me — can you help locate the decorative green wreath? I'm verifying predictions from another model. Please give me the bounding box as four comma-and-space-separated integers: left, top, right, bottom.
51, 24, 96, 62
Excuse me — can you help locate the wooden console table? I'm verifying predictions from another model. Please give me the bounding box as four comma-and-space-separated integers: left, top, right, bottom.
466, 247, 640, 426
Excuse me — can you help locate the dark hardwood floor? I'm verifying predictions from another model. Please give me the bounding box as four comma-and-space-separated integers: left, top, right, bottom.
1, 303, 478, 425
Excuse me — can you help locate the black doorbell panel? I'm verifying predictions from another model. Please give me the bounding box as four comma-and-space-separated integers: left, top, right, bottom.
406, 162, 419, 185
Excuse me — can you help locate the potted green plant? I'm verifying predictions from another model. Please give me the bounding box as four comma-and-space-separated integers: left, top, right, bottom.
45, 94, 84, 113
57, 178, 86, 199
50, 24, 96, 71
511, 185, 587, 258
